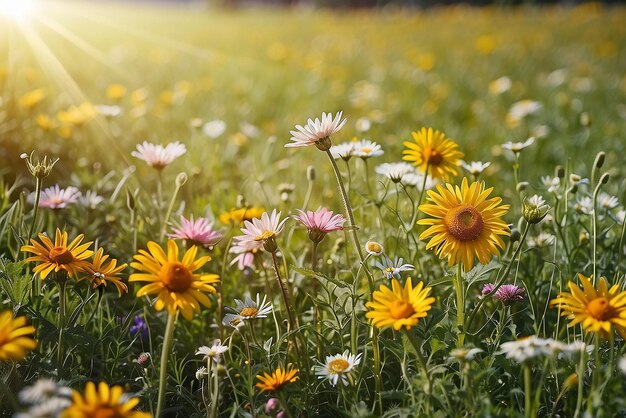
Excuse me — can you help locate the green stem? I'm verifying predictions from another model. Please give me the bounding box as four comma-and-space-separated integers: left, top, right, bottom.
156, 312, 177, 418
524, 364, 533, 418
27, 176, 42, 241
311, 241, 322, 359
206, 358, 213, 418
277, 391, 296, 418
160, 178, 184, 241
455, 264, 465, 347
0, 375, 19, 412
209, 359, 219, 418
573, 347, 586, 418
56, 279, 67, 375
591, 181, 603, 283
404, 330, 432, 410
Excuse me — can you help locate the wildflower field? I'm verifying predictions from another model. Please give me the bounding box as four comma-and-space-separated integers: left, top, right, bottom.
1, 1, 626, 416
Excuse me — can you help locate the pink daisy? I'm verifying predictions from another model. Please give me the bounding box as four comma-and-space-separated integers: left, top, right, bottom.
287, 111, 347, 151
294, 208, 345, 243
237, 209, 288, 253
167, 215, 223, 248
482, 283, 525, 305
229, 237, 263, 270
36, 185, 81, 209
131, 141, 186, 169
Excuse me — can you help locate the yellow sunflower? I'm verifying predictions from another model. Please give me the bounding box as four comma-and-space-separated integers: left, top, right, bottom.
129, 240, 219, 320
0, 310, 37, 362
417, 178, 510, 272
21, 229, 94, 280
62, 381, 151, 418
551, 273, 626, 339
83, 248, 128, 296
255, 367, 299, 392
365, 277, 435, 331
218, 207, 265, 225
402, 127, 464, 181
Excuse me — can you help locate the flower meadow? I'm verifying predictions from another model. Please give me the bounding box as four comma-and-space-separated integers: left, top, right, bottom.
1, 1, 626, 417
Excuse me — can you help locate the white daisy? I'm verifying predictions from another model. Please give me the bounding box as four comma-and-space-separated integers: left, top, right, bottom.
33, 185, 81, 209
18, 379, 71, 405
196, 340, 229, 362
460, 161, 491, 176
615, 209, 626, 224
527, 232, 556, 248
499, 336, 562, 363
131, 141, 186, 170
401, 171, 437, 190
373, 256, 415, 279
79, 190, 105, 209
203, 119, 226, 138
355, 117, 371, 132
488, 76, 512, 95
375, 162, 414, 183
598, 192, 619, 210
237, 209, 288, 252
314, 350, 362, 386
507, 100, 542, 121
229, 294, 273, 319
541, 176, 561, 193
574, 196, 594, 215
222, 313, 245, 330
329, 142, 355, 160
95, 104, 122, 118
502, 137, 535, 153
352, 139, 384, 158
287, 111, 347, 150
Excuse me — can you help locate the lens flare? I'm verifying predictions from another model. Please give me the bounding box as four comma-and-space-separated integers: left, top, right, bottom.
0, 0, 37, 21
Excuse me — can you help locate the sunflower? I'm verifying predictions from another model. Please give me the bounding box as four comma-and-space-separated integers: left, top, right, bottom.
0, 310, 37, 362
402, 127, 464, 181
83, 248, 128, 296
365, 277, 435, 331
21, 229, 93, 280
551, 274, 626, 339
417, 178, 510, 272
255, 367, 299, 392
62, 381, 151, 418
129, 240, 220, 320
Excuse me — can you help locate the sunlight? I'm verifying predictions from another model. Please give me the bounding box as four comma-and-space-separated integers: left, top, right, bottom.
0, 0, 38, 21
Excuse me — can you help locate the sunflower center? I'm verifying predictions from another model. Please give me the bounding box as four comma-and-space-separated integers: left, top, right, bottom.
444, 205, 484, 242
160, 261, 193, 292
49, 246, 75, 264
254, 231, 275, 241
328, 358, 350, 373
424, 147, 443, 166
240, 307, 258, 317
587, 297, 612, 321
389, 300, 415, 319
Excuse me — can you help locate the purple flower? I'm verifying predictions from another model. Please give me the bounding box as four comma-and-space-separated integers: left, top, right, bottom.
130, 314, 148, 339
482, 283, 525, 305
167, 215, 223, 248
293, 207, 345, 243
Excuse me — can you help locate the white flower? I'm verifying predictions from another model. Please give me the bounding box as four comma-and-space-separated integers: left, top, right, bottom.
502, 137, 535, 153
488, 76, 512, 95
542, 176, 561, 193
95, 104, 122, 118
450, 347, 484, 362
545, 69, 567, 87
499, 337, 586, 363
598, 192, 619, 210
329, 142, 355, 160
314, 350, 362, 386
460, 161, 491, 176
202, 119, 226, 138
527, 232, 556, 248
240, 121, 260, 138
375, 162, 414, 183
402, 172, 437, 190
237, 209, 288, 252
18, 379, 71, 405
355, 117, 371, 132
507, 100, 542, 121
14, 397, 72, 418
79, 190, 105, 209
287, 111, 347, 149
352, 139, 384, 158
365, 240, 384, 255
131, 141, 186, 169
530, 124, 550, 139
196, 366, 208, 380
229, 294, 273, 319
575, 196, 594, 215
615, 209, 626, 224
196, 341, 229, 362
554, 341, 593, 360
223, 314, 245, 330
619, 355, 626, 375
373, 256, 415, 279
32, 185, 81, 209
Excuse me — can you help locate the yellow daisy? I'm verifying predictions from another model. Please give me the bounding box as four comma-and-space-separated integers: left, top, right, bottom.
365, 277, 435, 331
21, 229, 94, 280
218, 207, 265, 225
551, 274, 626, 339
402, 127, 464, 181
83, 248, 128, 296
0, 310, 37, 362
129, 240, 220, 320
417, 178, 510, 272
255, 367, 299, 392
62, 381, 151, 418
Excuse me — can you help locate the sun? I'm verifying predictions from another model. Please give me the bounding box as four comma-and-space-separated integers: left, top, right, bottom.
0, 0, 38, 21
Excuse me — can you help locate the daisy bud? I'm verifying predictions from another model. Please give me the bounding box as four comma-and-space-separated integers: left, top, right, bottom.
523, 195, 549, 224
516, 182, 528, 193
21, 151, 60, 179
176, 172, 188, 187
593, 152, 605, 169
263, 235, 278, 253
555, 165, 565, 179
196, 366, 207, 380
307, 166, 316, 181
580, 112, 591, 127
510, 228, 521, 242
600, 173, 610, 184
365, 240, 384, 255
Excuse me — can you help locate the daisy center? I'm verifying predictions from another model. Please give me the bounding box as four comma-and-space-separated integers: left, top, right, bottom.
49, 246, 75, 264
424, 147, 443, 166
240, 307, 258, 317
587, 297, 612, 320
361, 147, 372, 153
254, 231, 275, 241
444, 205, 484, 241
389, 300, 415, 319
328, 358, 350, 373
160, 261, 193, 292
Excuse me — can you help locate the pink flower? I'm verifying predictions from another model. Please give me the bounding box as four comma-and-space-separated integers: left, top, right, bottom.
294, 208, 345, 243
229, 237, 263, 270
167, 215, 223, 248
35, 185, 81, 209
287, 112, 347, 150
131, 141, 186, 169
237, 209, 288, 253
482, 283, 525, 304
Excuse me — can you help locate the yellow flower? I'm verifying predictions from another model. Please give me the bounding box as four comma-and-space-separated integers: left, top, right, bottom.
129, 240, 219, 320
219, 207, 265, 225
21, 229, 94, 280
106, 83, 127, 101
0, 310, 37, 362
57, 103, 96, 127
402, 127, 464, 181
62, 381, 151, 418
417, 178, 510, 272
255, 367, 299, 392
83, 248, 128, 296
19, 88, 46, 110
551, 274, 626, 339
36, 114, 56, 132
365, 277, 435, 331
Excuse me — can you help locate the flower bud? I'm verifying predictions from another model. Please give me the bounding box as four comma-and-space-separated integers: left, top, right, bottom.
21, 151, 60, 179
265, 398, 280, 414
523, 195, 549, 224
593, 152, 605, 169
307, 166, 316, 181
365, 240, 384, 255
516, 182, 528, 193
510, 228, 521, 242
555, 165, 565, 179
600, 173, 610, 184
580, 112, 591, 127
176, 172, 188, 187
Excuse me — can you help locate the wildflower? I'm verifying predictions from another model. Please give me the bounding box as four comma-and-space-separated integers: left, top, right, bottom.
195, 366, 207, 380
0, 311, 37, 362
352, 139, 384, 158
482, 283, 525, 304
15, 398, 72, 418
95, 104, 122, 118
79, 190, 105, 209
229, 238, 262, 270
61, 381, 151, 418
527, 232, 556, 248
506, 100, 542, 126
106, 84, 126, 101
21, 229, 93, 280
355, 117, 371, 132
35, 114, 56, 131
131, 141, 186, 170
373, 256, 415, 279
135, 352, 150, 365
450, 347, 484, 362
293, 208, 345, 243
619, 356, 626, 375
598, 192, 619, 210
57, 103, 96, 127
365, 240, 384, 255
196, 340, 229, 362
615, 209, 626, 224
499, 336, 561, 363
83, 248, 128, 295
365, 277, 435, 331
287, 111, 347, 151
462, 161, 491, 178
222, 314, 245, 330
542, 176, 561, 193
329, 142, 355, 160
255, 367, 299, 392
19, 89, 46, 110
129, 315, 148, 339
418, 178, 510, 272
34, 185, 81, 209
129, 240, 220, 320
167, 215, 223, 248
402, 171, 437, 190
219, 207, 265, 225
203, 119, 226, 138
488, 76, 512, 95
21, 151, 59, 179
374, 162, 414, 183
314, 350, 362, 386
18, 378, 72, 405
523, 194, 550, 224
551, 273, 626, 339
574, 197, 594, 215
265, 398, 280, 414
237, 209, 287, 253
502, 137, 535, 154
402, 127, 464, 181
229, 294, 273, 319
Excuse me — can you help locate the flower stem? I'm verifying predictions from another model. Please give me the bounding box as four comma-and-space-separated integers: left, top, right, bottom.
524, 364, 533, 418
209, 359, 219, 418
27, 176, 42, 241
591, 180, 604, 284
454, 263, 465, 347
156, 312, 177, 418
160, 177, 184, 242
56, 279, 67, 376
404, 329, 432, 411
311, 241, 322, 359
573, 347, 586, 418
277, 391, 296, 418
